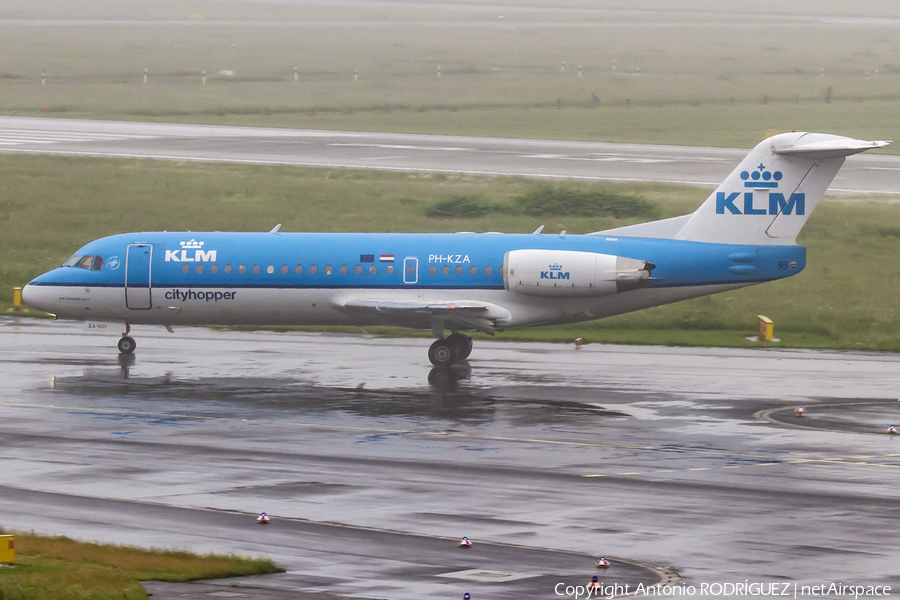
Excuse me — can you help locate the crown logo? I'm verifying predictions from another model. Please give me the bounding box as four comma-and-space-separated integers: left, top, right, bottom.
548, 263, 563, 271
740, 164, 782, 188
180, 239, 204, 249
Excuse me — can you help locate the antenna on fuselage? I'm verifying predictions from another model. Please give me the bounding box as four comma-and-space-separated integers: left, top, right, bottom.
269, 224, 282, 233
532, 225, 544, 234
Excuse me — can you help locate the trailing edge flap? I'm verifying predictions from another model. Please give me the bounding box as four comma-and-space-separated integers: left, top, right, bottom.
342, 299, 512, 333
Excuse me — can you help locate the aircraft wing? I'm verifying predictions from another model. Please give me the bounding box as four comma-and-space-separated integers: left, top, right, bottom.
341, 299, 511, 335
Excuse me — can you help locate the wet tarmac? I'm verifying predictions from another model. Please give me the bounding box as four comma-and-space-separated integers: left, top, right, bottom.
1, 316, 899, 598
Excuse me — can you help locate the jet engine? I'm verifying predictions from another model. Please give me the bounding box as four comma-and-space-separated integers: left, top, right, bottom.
503, 249, 654, 297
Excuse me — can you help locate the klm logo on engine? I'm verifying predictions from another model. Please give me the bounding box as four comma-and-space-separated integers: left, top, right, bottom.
716, 164, 805, 216
164, 239, 217, 262
540, 263, 570, 280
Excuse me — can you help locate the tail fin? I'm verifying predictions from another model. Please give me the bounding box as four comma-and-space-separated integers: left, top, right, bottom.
673, 132, 889, 244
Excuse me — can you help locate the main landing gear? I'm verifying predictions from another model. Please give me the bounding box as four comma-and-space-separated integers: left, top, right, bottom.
118, 323, 136, 355
428, 333, 473, 367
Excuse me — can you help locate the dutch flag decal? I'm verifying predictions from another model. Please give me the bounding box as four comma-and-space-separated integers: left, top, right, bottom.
379, 254, 395, 262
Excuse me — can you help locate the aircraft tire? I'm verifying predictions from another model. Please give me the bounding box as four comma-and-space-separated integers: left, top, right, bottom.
117, 336, 136, 355
428, 339, 457, 367
446, 333, 473, 360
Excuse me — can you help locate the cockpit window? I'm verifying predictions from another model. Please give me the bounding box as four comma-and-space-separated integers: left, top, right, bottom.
65, 255, 104, 270
75, 256, 94, 270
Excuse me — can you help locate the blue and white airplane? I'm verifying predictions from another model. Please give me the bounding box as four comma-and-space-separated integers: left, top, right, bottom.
23, 132, 888, 366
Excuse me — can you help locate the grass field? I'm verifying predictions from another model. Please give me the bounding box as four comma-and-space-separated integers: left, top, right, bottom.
2, 155, 898, 350
0, 529, 281, 600
0, 1, 898, 351
1, 0, 899, 148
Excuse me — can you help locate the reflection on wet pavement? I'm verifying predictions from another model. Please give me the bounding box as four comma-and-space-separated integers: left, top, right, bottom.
2, 317, 900, 598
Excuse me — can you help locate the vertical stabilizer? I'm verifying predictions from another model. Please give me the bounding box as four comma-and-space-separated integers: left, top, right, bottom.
674, 133, 889, 245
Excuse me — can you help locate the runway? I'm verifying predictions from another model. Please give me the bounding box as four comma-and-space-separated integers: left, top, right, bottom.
2, 316, 899, 597
0, 116, 898, 195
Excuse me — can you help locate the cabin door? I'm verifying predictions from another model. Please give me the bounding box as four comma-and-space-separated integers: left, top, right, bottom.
125, 243, 153, 309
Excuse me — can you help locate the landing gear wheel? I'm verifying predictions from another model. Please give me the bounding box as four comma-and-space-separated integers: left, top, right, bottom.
446, 333, 473, 360
117, 336, 136, 355
428, 339, 458, 367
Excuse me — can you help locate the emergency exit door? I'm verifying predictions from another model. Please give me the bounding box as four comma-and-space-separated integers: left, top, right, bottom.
403, 257, 418, 284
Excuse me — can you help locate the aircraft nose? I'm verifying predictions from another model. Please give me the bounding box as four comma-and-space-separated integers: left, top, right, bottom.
22, 281, 54, 315
22, 282, 38, 307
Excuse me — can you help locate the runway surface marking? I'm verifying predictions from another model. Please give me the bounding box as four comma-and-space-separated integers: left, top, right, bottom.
3, 143, 895, 196
0, 116, 898, 196
0, 128, 156, 146
581, 456, 900, 478
754, 401, 900, 434
3, 401, 898, 479
329, 142, 468, 152
0, 145, 725, 186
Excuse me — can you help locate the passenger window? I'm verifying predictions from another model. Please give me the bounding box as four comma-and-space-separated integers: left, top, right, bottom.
225, 264, 232, 274
281, 265, 288, 274
354, 265, 362, 275
92, 256, 104, 271
310, 265, 318, 274
76, 256, 94, 270
485, 266, 492, 275
386, 265, 394, 275
325, 265, 333, 275
470, 266, 477, 275
407, 264, 415, 276
369, 265, 377, 275
210, 264, 218, 274
428, 265, 436, 275
253, 265, 260, 274
182, 264, 189, 274
238, 265, 246, 274
340, 265, 347, 275
196, 264, 204, 274
442, 266, 450, 275
455, 266, 463, 275
295, 265, 303, 274
265, 265, 273, 274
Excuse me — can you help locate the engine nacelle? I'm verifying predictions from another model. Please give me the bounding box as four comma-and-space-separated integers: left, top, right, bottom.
503, 249, 654, 297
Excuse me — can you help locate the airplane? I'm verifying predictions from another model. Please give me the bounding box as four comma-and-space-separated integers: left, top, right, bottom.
22, 132, 888, 367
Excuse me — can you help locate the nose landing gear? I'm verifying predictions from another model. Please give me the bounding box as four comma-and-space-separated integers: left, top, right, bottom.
118, 323, 136, 355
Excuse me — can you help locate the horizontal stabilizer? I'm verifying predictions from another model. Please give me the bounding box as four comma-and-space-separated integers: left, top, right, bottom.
773, 134, 890, 160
